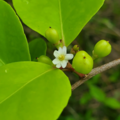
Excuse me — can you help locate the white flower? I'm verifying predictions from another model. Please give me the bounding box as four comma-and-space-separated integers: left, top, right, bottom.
52, 46, 73, 68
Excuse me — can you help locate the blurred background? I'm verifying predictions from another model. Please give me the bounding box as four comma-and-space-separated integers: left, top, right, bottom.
5, 0, 120, 119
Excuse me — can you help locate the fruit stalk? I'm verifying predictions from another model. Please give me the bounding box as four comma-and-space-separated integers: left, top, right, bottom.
66, 62, 85, 78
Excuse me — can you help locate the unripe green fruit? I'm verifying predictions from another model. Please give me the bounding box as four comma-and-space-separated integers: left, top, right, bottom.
45, 27, 59, 44
94, 40, 112, 58
37, 55, 52, 65
73, 45, 79, 51
72, 51, 93, 74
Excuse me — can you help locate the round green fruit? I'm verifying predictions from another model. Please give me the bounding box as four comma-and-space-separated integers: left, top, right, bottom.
37, 55, 53, 65
73, 45, 79, 51
72, 51, 93, 74
94, 40, 112, 58
45, 27, 59, 44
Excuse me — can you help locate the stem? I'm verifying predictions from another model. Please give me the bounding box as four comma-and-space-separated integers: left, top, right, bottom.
62, 69, 71, 72
72, 58, 120, 91
67, 62, 85, 78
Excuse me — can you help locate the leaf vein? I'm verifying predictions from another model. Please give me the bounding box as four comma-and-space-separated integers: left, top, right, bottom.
0, 68, 54, 104
58, 0, 65, 46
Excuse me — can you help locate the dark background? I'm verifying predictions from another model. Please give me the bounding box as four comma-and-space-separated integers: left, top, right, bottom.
5, 0, 120, 120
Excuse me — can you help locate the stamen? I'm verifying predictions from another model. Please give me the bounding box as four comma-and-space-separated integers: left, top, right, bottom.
58, 55, 65, 61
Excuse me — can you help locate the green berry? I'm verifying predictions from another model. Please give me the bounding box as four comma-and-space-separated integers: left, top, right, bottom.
72, 51, 93, 74
94, 40, 112, 58
45, 27, 59, 44
73, 45, 79, 51
37, 55, 52, 65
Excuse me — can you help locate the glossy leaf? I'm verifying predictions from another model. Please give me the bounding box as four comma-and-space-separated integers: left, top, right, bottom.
13, 0, 105, 46
0, 62, 71, 120
29, 38, 47, 61
0, 59, 5, 67
0, 1, 30, 66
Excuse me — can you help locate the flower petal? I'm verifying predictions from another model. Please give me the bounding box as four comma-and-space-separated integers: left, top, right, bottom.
53, 50, 59, 57
62, 46, 67, 55
65, 54, 74, 60
58, 47, 63, 53
61, 60, 68, 68
56, 63, 61, 68
52, 58, 60, 65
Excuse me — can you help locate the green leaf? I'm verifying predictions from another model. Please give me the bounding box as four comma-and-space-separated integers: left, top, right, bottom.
89, 85, 106, 102
12, 0, 105, 46
87, 74, 100, 84
0, 62, 71, 120
104, 97, 120, 109
85, 110, 93, 120
66, 117, 75, 120
116, 115, 120, 120
29, 38, 47, 61
0, 1, 30, 66
0, 59, 5, 67
79, 92, 92, 105
109, 71, 120, 82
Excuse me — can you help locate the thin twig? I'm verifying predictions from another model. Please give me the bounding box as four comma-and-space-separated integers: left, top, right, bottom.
72, 58, 120, 91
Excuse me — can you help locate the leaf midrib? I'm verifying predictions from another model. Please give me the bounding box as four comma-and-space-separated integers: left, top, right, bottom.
58, 0, 65, 46
0, 59, 5, 65
0, 67, 54, 104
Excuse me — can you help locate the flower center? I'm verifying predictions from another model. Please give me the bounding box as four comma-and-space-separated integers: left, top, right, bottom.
58, 54, 65, 61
